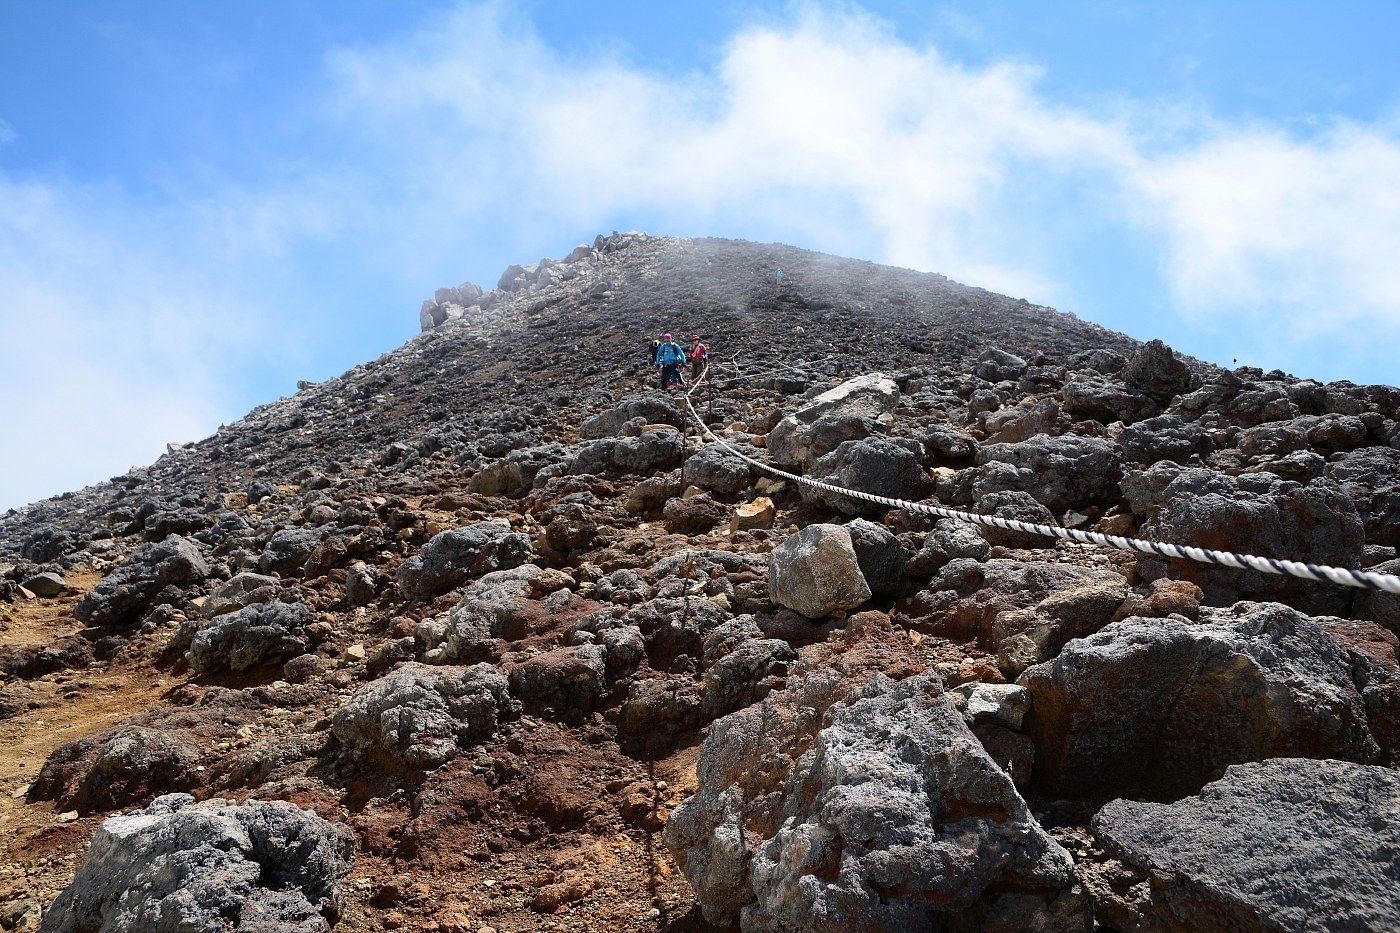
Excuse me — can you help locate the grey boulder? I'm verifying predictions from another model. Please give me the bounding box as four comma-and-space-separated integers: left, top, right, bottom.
1020, 601, 1383, 800
1120, 338, 1192, 404
767, 374, 900, 468
667, 671, 1090, 931
39, 793, 352, 933
200, 572, 281, 619
768, 524, 872, 618
681, 442, 755, 495
976, 434, 1124, 515
331, 662, 520, 770
185, 602, 312, 674
579, 395, 685, 438
800, 436, 933, 516
74, 535, 210, 628
1091, 758, 1400, 933
395, 522, 531, 601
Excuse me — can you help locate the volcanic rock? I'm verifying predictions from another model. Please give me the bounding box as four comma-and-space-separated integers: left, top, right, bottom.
1020, 601, 1383, 800
1091, 758, 1400, 932
331, 662, 520, 771
74, 535, 209, 628
768, 523, 871, 618
39, 793, 352, 933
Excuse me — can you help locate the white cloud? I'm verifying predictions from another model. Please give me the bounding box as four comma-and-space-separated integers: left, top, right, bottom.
324, 3, 1131, 297
1130, 122, 1400, 329
0, 176, 295, 510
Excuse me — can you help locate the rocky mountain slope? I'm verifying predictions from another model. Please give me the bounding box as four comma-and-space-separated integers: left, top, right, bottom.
2, 233, 1398, 932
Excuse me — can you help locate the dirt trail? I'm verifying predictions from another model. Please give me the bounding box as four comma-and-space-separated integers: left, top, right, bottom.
0, 575, 195, 906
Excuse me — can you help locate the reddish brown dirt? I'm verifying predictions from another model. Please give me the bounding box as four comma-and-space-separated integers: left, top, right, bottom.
0, 565, 734, 932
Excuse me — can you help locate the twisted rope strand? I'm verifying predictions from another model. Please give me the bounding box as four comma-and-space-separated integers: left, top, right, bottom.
678, 364, 1400, 595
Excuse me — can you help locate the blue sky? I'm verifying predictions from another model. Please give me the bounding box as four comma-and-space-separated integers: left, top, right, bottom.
2, 1, 1398, 512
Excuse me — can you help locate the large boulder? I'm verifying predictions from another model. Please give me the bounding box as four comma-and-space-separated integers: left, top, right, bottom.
1120, 338, 1192, 404
39, 793, 353, 933
974, 347, 1028, 382
200, 572, 281, 619
666, 663, 1090, 930
843, 518, 904, 596
662, 493, 730, 534
993, 576, 1133, 678
577, 596, 733, 674
1120, 413, 1212, 465
767, 374, 900, 468
1091, 759, 1400, 933
258, 526, 335, 575
506, 644, 608, 719
902, 517, 991, 578
768, 524, 872, 619
800, 437, 933, 516
1122, 461, 1365, 614
1061, 373, 1159, 425
30, 726, 201, 815
982, 397, 1062, 444
1020, 602, 1383, 800
331, 662, 520, 771
769, 413, 882, 472
564, 430, 685, 478
579, 395, 685, 438
975, 434, 1124, 515
1355, 557, 1400, 637
699, 637, 797, 720
681, 442, 755, 495
21, 524, 73, 563
1327, 446, 1400, 547
185, 602, 312, 674
903, 558, 1125, 647
416, 565, 543, 664
395, 522, 532, 601
74, 536, 210, 628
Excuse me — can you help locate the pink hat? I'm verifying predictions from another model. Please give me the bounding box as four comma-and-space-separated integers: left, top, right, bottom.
663, 333, 672, 340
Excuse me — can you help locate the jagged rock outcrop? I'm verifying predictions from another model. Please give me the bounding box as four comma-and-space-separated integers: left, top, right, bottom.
666, 615, 1090, 931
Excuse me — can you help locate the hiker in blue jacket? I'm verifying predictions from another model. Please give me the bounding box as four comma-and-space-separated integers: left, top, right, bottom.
654, 332, 687, 390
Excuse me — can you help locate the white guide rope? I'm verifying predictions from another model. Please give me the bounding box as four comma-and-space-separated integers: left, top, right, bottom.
678, 366, 1400, 595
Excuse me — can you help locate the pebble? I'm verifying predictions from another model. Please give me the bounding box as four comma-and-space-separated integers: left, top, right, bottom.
56, 811, 78, 823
